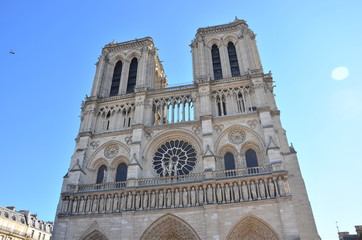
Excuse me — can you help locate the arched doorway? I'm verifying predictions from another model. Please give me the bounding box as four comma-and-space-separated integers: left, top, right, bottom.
227, 215, 280, 240
140, 214, 200, 240
81, 230, 108, 240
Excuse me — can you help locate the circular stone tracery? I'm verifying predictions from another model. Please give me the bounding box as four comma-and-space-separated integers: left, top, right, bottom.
153, 140, 197, 177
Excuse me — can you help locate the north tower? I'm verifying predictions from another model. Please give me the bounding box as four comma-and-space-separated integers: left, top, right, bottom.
53, 18, 320, 240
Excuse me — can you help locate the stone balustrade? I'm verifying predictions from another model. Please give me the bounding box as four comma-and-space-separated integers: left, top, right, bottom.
59, 166, 289, 216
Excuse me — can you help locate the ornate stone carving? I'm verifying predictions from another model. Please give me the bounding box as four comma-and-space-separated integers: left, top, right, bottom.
247, 119, 258, 129
213, 124, 224, 133
192, 125, 202, 134
104, 144, 119, 159
90, 141, 100, 149
125, 136, 132, 145
228, 130, 246, 144
145, 130, 153, 140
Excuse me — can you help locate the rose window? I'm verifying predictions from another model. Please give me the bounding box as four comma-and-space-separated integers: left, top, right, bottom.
153, 140, 197, 177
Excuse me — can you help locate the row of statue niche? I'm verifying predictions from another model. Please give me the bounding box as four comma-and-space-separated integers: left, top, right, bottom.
61, 177, 288, 214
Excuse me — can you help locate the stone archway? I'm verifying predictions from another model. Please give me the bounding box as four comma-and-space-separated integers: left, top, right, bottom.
140, 214, 201, 240
227, 215, 280, 240
81, 230, 108, 240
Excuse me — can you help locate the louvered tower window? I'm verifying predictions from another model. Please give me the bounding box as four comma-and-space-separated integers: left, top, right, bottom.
127, 58, 138, 93
110, 61, 122, 96
227, 42, 240, 77
211, 44, 223, 80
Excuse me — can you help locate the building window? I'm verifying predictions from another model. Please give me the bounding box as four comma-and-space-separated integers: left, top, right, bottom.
115, 163, 128, 182
227, 42, 240, 77
96, 165, 107, 184
127, 58, 138, 93
110, 61, 122, 96
224, 152, 236, 170
153, 140, 197, 177
216, 95, 227, 116
246, 149, 259, 174
211, 44, 223, 80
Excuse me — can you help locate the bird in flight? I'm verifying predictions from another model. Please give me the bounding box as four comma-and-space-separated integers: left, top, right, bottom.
9, 50, 15, 54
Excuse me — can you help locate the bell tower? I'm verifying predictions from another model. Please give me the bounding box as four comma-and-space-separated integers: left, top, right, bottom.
53, 20, 320, 240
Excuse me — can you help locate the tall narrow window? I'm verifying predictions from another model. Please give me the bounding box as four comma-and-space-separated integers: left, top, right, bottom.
127, 58, 138, 93
227, 42, 240, 77
217, 95, 227, 116
224, 152, 236, 170
211, 44, 223, 80
96, 165, 107, 184
115, 163, 128, 182
110, 61, 122, 96
246, 149, 258, 174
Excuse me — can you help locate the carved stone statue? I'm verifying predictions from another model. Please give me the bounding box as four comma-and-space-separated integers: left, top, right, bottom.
79, 197, 85, 213
99, 195, 105, 212
190, 187, 196, 206
233, 183, 240, 202
113, 194, 119, 211
158, 190, 164, 208
120, 193, 126, 210
224, 184, 230, 203
182, 188, 188, 206
85, 196, 92, 213
166, 189, 172, 207
216, 184, 222, 203
143, 192, 148, 209
62, 197, 69, 214
106, 194, 112, 211
92, 196, 98, 212
135, 192, 141, 209
268, 179, 275, 198
126, 192, 133, 210
259, 180, 266, 199
198, 186, 204, 205
72, 197, 78, 213
174, 189, 180, 207
207, 185, 213, 203
241, 182, 249, 201
250, 181, 257, 200
150, 191, 156, 208
278, 177, 287, 196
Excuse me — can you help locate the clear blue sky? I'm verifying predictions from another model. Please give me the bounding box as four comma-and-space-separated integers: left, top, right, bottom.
1, 1, 361, 239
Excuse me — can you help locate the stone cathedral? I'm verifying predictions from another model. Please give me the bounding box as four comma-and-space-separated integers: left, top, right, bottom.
53, 19, 320, 240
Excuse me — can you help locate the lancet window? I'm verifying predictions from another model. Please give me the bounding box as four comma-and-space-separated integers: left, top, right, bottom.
152, 94, 194, 125
216, 95, 227, 116
115, 163, 127, 182
246, 149, 259, 174
127, 58, 138, 93
211, 44, 223, 80
212, 85, 255, 117
224, 152, 236, 170
96, 165, 107, 184
227, 42, 240, 77
110, 61, 122, 96
95, 103, 135, 133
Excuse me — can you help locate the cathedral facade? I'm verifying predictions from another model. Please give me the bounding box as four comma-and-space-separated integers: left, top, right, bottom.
52, 19, 320, 240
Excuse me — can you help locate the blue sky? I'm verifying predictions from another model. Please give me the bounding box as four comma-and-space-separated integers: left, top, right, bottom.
1, 0, 361, 239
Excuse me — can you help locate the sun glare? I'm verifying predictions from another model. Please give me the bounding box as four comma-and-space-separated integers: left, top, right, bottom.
331, 66, 349, 80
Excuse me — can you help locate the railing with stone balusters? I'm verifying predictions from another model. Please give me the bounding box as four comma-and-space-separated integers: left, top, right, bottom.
66, 164, 282, 193
59, 165, 289, 216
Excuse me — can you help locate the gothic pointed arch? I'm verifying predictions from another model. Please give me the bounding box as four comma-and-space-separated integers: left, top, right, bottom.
140, 214, 201, 240
79, 221, 109, 240
215, 125, 265, 159
226, 215, 280, 240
